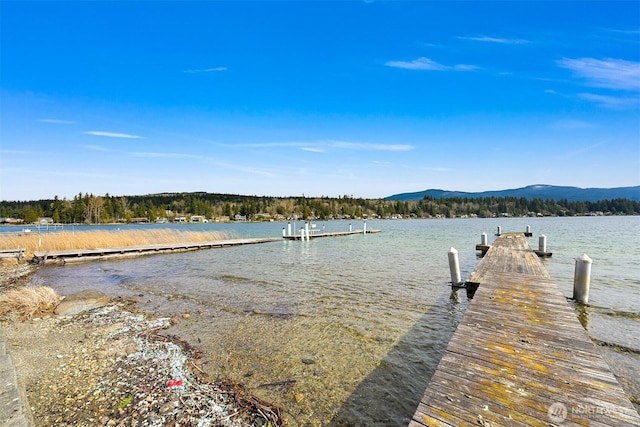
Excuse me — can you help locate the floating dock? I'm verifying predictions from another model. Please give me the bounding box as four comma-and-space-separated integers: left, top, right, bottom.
32, 237, 280, 264
411, 233, 640, 426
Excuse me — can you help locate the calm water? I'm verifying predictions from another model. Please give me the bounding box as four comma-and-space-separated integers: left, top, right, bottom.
23, 217, 640, 425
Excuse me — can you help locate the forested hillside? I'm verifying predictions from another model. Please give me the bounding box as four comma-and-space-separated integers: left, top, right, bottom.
1, 192, 639, 224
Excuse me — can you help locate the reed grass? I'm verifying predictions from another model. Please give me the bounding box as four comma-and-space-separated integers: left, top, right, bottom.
0, 229, 235, 259
0, 286, 62, 319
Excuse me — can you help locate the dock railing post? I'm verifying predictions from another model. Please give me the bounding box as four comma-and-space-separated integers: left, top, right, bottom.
363, 220, 367, 235
526, 225, 531, 234
282, 227, 286, 238
481, 233, 488, 246
539, 235, 547, 253
305, 222, 310, 241
448, 247, 462, 286
300, 227, 305, 241
287, 222, 292, 236
497, 226, 501, 236
349, 223, 352, 232
573, 254, 592, 304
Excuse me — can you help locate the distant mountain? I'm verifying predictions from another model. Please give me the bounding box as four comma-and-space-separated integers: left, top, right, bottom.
386, 185, 640, 202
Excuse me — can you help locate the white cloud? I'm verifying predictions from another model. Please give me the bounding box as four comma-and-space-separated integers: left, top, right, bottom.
548, 119, 595, 131
385, 57, 478, 71
81, 145, 109, 151
329, 141, 414, 151
556, 57, 640, 91
235, 140, 414, 152
38, 118, 77, 124
84, 131, 145, 139
183, 67, 228, 73
422, 167, 451, 172
459, 36, 529, 44
577, 93, 639, 109
129, 152, 201, 159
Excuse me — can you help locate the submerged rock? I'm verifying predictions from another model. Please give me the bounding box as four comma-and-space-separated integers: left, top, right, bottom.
54, 290, 110, 316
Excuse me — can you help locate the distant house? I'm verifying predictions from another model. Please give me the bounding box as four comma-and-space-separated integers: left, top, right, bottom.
191, 215, 208, 223
0, 218, 23, 225
38, 217, 54, 225
130, 217, 150, 223
234, 214, 247, 222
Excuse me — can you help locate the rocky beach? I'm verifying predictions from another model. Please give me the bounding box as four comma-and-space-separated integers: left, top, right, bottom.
0, 261, 284, 427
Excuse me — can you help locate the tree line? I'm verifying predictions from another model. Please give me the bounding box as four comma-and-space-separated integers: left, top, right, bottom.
1, 192, 638, 224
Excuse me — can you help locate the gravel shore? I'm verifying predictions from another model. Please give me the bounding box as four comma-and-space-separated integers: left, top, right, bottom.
0, 261, 284, 427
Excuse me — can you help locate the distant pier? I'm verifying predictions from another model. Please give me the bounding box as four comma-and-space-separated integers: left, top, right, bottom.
282, 229, 380, 240
411, 233, 640, 426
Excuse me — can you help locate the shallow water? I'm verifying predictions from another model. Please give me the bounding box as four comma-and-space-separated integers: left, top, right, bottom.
25, 217, 640, 424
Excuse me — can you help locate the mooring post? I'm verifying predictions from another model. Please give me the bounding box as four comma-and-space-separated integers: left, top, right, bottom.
526, 225, 531, 234
300, 227, 305, 241
539, 235, 547, 253
287, 222, 292, 236
349, 223, 352, 232
305, 222, 310, 241
448, 247, 462, 286
573, 254, 592, 304
282, 227, 286, 238
497, 226, 501, 236
363, 220, 367, 235
481, 233, 488, 246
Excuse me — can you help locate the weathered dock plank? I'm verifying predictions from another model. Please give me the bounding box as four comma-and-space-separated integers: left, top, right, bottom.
411, 233, 640, 427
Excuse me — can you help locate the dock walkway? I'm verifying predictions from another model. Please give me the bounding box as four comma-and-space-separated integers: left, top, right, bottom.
32, 237, 280, 264
411, 233, 640, 426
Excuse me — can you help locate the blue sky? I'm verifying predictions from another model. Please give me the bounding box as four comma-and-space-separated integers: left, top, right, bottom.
1, 1, 639, 201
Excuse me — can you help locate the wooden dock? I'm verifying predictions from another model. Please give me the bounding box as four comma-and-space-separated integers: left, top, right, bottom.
0, 248, 25, 260
32, 237, 280, 264
282, 229, 380, 240
411, 233, 640, 427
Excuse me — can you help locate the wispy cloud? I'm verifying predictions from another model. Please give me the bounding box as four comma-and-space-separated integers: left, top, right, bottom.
130, 152, 201, 159
300, 147, 325, 153
558, 141, 608, 160
422, 167, 451, 172
81, 145, 109, 151
459, 36, 529, 44
84, 131, 145, 139
556, 57, 640, 91
39, 118, 77, 124
548, 119, 595, 131
236, 140, 414, 152
329, 141, 414, 151
385, 57, 478, 71
577, 93, 639, 109
183, 67, 228, 74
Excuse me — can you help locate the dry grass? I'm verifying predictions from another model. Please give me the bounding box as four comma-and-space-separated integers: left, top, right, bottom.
0, 286, 62, 320
0, 229, 235, 259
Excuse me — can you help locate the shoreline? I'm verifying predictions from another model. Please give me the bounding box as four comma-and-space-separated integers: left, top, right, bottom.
0, 261, 284, 427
